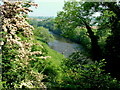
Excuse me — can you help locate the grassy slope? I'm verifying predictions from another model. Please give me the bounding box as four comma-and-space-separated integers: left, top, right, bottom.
32, 26, 65, 84
33, 36, 65, 83
37, 39, 64, 64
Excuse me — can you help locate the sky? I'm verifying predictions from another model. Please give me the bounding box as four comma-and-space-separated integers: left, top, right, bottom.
28, 0, 65, 17
28, 0, 101, 17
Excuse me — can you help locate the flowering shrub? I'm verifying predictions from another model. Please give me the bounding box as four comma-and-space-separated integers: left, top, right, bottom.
1, 2, 50, 88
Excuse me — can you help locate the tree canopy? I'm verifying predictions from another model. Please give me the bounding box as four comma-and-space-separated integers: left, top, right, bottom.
55, 1, 120, 80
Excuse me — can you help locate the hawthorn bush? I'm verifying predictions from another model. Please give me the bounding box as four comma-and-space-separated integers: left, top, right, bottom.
1, 2, 49, 88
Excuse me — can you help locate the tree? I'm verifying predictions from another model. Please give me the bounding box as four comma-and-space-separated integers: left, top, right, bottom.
92, 2, 120, 80
101, 2, 120, 80
55, 0, 120, 80
55, 1, 102, 61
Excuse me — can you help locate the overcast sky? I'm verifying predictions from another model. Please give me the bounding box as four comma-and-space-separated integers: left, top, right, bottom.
28, 0, 65, 17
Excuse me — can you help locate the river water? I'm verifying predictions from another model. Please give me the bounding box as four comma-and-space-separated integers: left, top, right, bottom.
48, 31, 82, 57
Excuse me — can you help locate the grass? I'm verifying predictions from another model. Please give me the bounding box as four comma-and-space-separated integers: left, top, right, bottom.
33, 35, 65, 84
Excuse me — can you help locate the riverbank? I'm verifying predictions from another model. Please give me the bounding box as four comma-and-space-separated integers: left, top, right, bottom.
49, 30, 81, 44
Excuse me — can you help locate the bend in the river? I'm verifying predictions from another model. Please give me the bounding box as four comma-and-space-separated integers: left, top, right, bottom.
48, 31, 82, 57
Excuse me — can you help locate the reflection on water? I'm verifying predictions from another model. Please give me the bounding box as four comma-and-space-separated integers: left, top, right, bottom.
48, 32, 82, 57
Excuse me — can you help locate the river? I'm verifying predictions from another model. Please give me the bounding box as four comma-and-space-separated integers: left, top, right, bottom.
48, 31, 82, 57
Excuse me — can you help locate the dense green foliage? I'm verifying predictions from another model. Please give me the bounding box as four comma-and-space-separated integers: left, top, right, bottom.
60, 59, 120, 88
1, 2, 47, 88
29, 18, 62, 35
1, 1, 120, 89
1, 2, 64, 88
55, 1, 120, 80
33, 26, 54, 43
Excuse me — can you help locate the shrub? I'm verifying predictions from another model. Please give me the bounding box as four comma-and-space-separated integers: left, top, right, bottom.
33, 27, 54, 43
1, 2, 49, 88
60, 54, 120, 88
